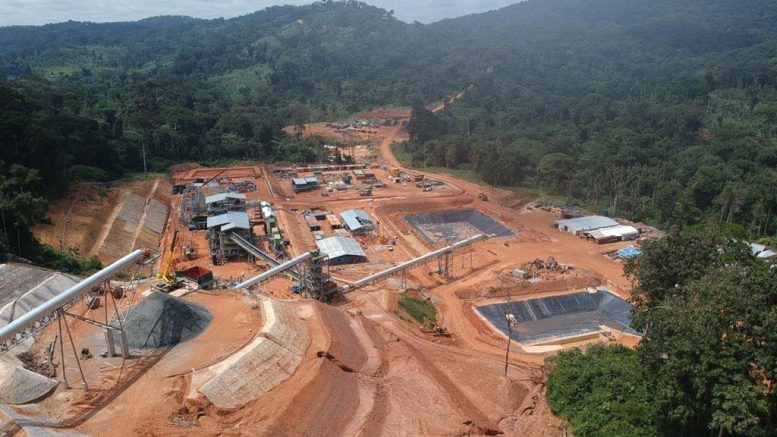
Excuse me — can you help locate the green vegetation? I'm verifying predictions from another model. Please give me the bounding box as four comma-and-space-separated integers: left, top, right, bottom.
547, 345, 657, 437
392, 142, 481, 184
548, 225, 777, 436
33, 245, 102, 274
398, 293, 436, 325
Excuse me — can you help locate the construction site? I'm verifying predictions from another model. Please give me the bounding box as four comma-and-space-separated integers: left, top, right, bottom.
1, 104, 649, 436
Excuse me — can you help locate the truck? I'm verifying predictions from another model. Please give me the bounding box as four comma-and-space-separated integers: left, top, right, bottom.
478, 192, 488, 201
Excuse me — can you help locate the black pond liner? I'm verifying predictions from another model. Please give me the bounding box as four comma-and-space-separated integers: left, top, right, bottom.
112, 292, 212, 349
476, 290, 640, 344
404, 209, 515, 243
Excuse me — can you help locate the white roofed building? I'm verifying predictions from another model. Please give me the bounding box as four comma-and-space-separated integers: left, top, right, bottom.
316, 236, 367, 265
555, 216, 619, 235
586, 225, 640, 244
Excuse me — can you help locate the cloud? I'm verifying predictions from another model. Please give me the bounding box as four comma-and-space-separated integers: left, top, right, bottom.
0, 0, 521, 27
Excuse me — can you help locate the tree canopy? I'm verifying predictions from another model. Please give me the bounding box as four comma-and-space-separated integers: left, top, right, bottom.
549, 225, 777, 436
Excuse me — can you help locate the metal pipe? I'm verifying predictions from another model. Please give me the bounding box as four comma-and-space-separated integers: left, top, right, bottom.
344, 234, 486, 292
237, 251, 313, 289
0, 249, 144, 344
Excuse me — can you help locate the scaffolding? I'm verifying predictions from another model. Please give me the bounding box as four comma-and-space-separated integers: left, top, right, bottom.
0, 250, 146, 391
234, 250, 335, 300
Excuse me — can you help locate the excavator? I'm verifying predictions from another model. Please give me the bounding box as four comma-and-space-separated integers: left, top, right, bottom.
154, 229, 182, 292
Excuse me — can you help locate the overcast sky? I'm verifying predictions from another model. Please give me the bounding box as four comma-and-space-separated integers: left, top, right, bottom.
0, 0, 521, 27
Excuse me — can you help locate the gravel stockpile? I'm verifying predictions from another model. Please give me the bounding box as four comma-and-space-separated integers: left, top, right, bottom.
0, 361, 58, 404
116, 293, 212, 349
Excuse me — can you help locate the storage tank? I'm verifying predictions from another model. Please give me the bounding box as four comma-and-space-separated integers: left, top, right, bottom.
261, 204, 275, 220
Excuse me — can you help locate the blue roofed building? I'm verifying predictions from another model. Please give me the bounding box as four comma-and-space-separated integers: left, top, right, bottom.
292, 177, 320, 193
340, 209, 375, 235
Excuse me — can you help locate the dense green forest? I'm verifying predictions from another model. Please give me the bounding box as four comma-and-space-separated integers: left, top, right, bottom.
548, 225, 777, 436
401, 0, 777, 236
3, 0, 777, 245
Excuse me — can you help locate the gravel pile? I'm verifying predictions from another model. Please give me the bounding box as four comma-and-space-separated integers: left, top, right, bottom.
116, 293, 212, 349
0, 361, 58, 404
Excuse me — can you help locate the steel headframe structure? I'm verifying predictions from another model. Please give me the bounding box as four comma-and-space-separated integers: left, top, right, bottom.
0, 249, 145, 391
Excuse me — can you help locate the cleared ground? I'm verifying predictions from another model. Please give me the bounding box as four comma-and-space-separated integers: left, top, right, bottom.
3, 104, 644, 436
32, 178, 172, 265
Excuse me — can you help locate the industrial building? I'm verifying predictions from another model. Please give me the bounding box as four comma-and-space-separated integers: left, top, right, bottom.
207, 211, 251, 261
555, 215, 619, 236
205, 192, 246, 215
586, 225, 639, 244
292, 177, 320, 193
315, 236, 367, 265
340, 209, 375, 235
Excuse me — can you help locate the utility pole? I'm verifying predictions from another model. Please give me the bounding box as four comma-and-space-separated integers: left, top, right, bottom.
504, 287, 514, 377
141, 141, 147, 179
125, 129, 147, 179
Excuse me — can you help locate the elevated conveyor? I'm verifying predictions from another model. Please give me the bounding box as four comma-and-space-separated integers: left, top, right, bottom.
343, 234, 486, 292
228, 232, 300, 280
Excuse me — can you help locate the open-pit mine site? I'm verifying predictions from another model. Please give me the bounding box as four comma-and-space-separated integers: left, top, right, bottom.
1, 109, 647, 436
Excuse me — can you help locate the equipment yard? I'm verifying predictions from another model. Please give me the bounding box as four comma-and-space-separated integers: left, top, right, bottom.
2, 109, 647, 436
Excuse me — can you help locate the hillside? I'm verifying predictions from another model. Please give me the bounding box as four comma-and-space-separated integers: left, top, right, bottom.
2, 0, 777, 258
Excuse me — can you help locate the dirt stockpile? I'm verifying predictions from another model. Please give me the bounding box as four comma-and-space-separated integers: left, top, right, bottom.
117, 293, 212, 349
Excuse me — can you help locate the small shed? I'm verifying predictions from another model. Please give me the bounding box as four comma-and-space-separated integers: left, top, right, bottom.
304, 213, 321, 231
326, 214, 343, 229
176, 266, 215, 289
292, 177, 320, 193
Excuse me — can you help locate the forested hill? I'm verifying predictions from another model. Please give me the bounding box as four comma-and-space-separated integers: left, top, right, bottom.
403, 0, 777, 237
2, 0, 777, 262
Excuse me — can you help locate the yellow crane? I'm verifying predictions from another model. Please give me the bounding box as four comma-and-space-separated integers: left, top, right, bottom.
157, 229, 179, 284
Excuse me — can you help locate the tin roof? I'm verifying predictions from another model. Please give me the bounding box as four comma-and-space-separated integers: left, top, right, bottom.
205, 192, 246, 204
206, 211, 250, 231
315, 236, 367, 260
340, 209, 374, 232
556, 216, 618, 233
588, 225, 639, 239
